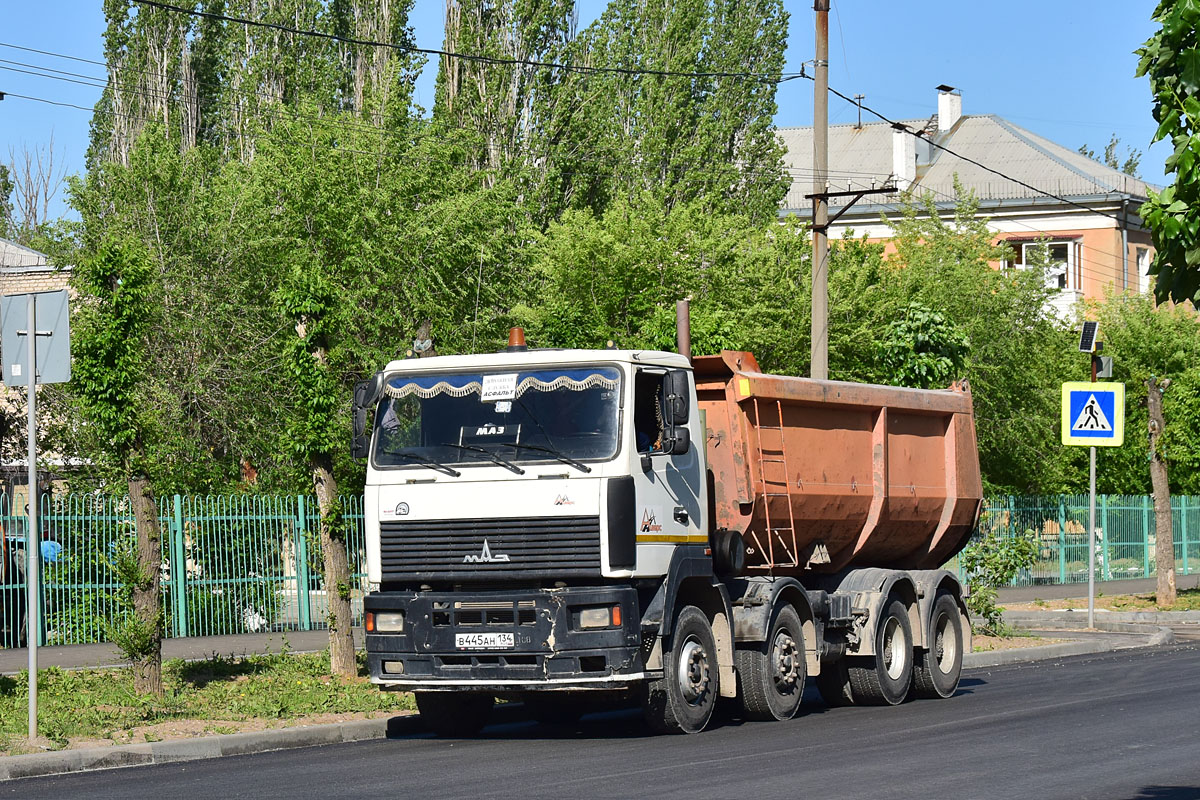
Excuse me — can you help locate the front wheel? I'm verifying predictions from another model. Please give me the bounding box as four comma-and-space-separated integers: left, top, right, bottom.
911, 592, 963, 699
847, 596, 913, 706
415, 692, 495, 737
642, 605, 719, 734
737, 605, 806, 721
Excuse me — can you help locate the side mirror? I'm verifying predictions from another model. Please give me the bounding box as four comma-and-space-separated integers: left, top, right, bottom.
661, 424, 690, 456
663, 369, 690, 425
351, 374, 385, 460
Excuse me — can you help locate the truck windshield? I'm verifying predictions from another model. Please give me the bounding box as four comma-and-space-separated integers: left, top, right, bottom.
373, 366, 621, 469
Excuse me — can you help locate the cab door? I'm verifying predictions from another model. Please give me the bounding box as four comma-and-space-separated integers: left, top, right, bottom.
630, 368, 704, 572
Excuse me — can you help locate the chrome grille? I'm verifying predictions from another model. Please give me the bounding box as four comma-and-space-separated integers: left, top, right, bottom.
380, 515, 602, 582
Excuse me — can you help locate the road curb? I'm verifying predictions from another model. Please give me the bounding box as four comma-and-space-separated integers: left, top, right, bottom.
0, 716, 395, 782
964, 614, 1180, 670
964, 639, 1117, 668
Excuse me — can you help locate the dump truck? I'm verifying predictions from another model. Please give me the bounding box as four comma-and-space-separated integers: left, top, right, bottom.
355, 330, 982, 735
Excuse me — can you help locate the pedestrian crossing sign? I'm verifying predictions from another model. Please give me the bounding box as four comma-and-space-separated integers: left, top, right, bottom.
1061, 382, 1124, 447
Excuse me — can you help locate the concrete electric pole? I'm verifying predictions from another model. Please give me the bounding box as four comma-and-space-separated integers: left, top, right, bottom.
810, 0, 829, 381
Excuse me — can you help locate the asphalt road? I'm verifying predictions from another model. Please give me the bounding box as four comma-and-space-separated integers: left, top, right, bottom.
7, 644, 1200, 800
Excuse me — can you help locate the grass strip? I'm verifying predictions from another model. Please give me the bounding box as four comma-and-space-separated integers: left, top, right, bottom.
0, 650, 414, 754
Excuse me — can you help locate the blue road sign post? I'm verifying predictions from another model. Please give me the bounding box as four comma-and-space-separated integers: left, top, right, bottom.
1062, 380, 1124, 630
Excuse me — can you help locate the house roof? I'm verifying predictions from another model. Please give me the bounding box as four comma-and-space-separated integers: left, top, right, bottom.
778, 114, 1156, 211
0, 238, 55, 273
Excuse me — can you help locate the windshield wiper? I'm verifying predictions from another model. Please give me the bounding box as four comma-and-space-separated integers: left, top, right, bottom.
505, 442, 592, 474
393, 449, 461, 477
439, 443, 526, 475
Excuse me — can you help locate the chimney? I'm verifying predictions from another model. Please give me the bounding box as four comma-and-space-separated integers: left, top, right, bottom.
892, 127, 916, 191
936, 85, 961, 132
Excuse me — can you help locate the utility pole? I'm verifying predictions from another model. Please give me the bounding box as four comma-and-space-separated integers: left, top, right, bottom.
810, 0, 829, 381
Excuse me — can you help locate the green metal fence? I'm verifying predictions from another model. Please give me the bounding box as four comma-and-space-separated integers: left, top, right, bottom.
0, 493, 367, 648
960, 495, 1200, 587
1, 492, 1197, 648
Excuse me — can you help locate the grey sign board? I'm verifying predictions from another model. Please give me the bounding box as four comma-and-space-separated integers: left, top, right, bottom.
2, 289, 71, 385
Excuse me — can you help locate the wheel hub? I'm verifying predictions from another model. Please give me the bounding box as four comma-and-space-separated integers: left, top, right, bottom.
677, 638, 710, 703
882, 617, 906, 681
772, 632, 800, 689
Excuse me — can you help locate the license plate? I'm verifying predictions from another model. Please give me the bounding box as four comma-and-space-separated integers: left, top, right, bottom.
455, 632, 515, 650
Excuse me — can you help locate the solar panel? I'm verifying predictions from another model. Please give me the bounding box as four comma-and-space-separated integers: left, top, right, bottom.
1078, 321, 1098, 353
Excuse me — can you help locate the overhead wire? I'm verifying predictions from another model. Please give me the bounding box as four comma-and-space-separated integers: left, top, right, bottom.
129, 0, 805, 83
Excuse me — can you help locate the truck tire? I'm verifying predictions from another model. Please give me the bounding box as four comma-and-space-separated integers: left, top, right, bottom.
522, 693, 585, 726
911, 592, 963, 699
847, 597, 913, 706
642, 605, 719, 734
415, 692, 495, 737
815, 658, 854, 707
736, 605, 806, 721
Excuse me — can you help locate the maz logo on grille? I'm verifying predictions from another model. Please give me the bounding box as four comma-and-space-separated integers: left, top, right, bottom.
463, 539, 511, 564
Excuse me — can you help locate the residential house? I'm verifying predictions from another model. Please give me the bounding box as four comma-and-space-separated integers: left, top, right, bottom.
777, 87, 1157, 319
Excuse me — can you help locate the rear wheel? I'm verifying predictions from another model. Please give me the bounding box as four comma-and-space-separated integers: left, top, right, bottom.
848, 597, 913, 706
415, 692, 495, 737
737, 605, 806, 721
642, 605, 719, 734
911, 592, 963, 699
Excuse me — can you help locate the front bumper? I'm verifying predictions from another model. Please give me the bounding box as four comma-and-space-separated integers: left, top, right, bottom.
365, 586, 648, 691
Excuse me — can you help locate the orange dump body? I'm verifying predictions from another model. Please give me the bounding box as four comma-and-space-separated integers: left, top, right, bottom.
694, 351, 983, 575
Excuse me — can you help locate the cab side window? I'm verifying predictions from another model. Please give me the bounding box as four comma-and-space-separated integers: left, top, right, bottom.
634, 372, 665, 453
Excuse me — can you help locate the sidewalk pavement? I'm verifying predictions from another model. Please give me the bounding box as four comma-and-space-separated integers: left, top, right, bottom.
995, 574, 1200, 605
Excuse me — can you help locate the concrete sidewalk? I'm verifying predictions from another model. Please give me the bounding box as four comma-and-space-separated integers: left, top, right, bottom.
995, 574, 1200, 604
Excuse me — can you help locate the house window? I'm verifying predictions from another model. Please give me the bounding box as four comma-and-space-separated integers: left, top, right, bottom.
1004, 240, 1077, 291
1136, 247, 1152, 294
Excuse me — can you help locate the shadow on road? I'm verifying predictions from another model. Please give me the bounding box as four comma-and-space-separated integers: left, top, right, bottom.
384, 678, 991, 742
1130, 788, 1200, 800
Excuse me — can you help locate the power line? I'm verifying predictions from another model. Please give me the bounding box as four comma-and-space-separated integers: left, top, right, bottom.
817, 80, 1127, 224
131, 0, 804, 84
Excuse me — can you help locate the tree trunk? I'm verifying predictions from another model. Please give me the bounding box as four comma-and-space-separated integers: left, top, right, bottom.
128, 475, 164, 696
1146, 377, 1176, 608
312, 452, 355, 677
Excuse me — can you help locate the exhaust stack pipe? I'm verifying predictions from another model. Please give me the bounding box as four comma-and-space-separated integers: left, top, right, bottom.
676, 299, 691, 361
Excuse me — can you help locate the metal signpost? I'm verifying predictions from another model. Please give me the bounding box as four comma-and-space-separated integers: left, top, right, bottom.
1061, 327, 1124, 629
1, 289, 70, 741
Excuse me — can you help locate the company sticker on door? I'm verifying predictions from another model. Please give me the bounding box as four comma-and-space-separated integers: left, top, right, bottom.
639, 507, 665, 533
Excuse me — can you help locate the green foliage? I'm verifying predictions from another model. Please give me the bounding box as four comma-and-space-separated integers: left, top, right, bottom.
1136, 1, 1200, 304
1077, 133, 1142, 177
71, 235, 156, 469
1087, 290, 1200, 494
959, 529, 1040, 636
103, 538, 162, 662
878, 303, 970, 389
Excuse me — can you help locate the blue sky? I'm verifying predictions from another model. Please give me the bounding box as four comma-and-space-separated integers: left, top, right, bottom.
0, 1, 1167, 222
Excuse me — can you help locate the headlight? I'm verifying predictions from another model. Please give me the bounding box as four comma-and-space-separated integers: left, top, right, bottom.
578, 606, 618, 629
368, 611, 405, 632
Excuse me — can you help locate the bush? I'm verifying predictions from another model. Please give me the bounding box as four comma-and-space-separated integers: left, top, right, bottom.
960, 530, 1039, 636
